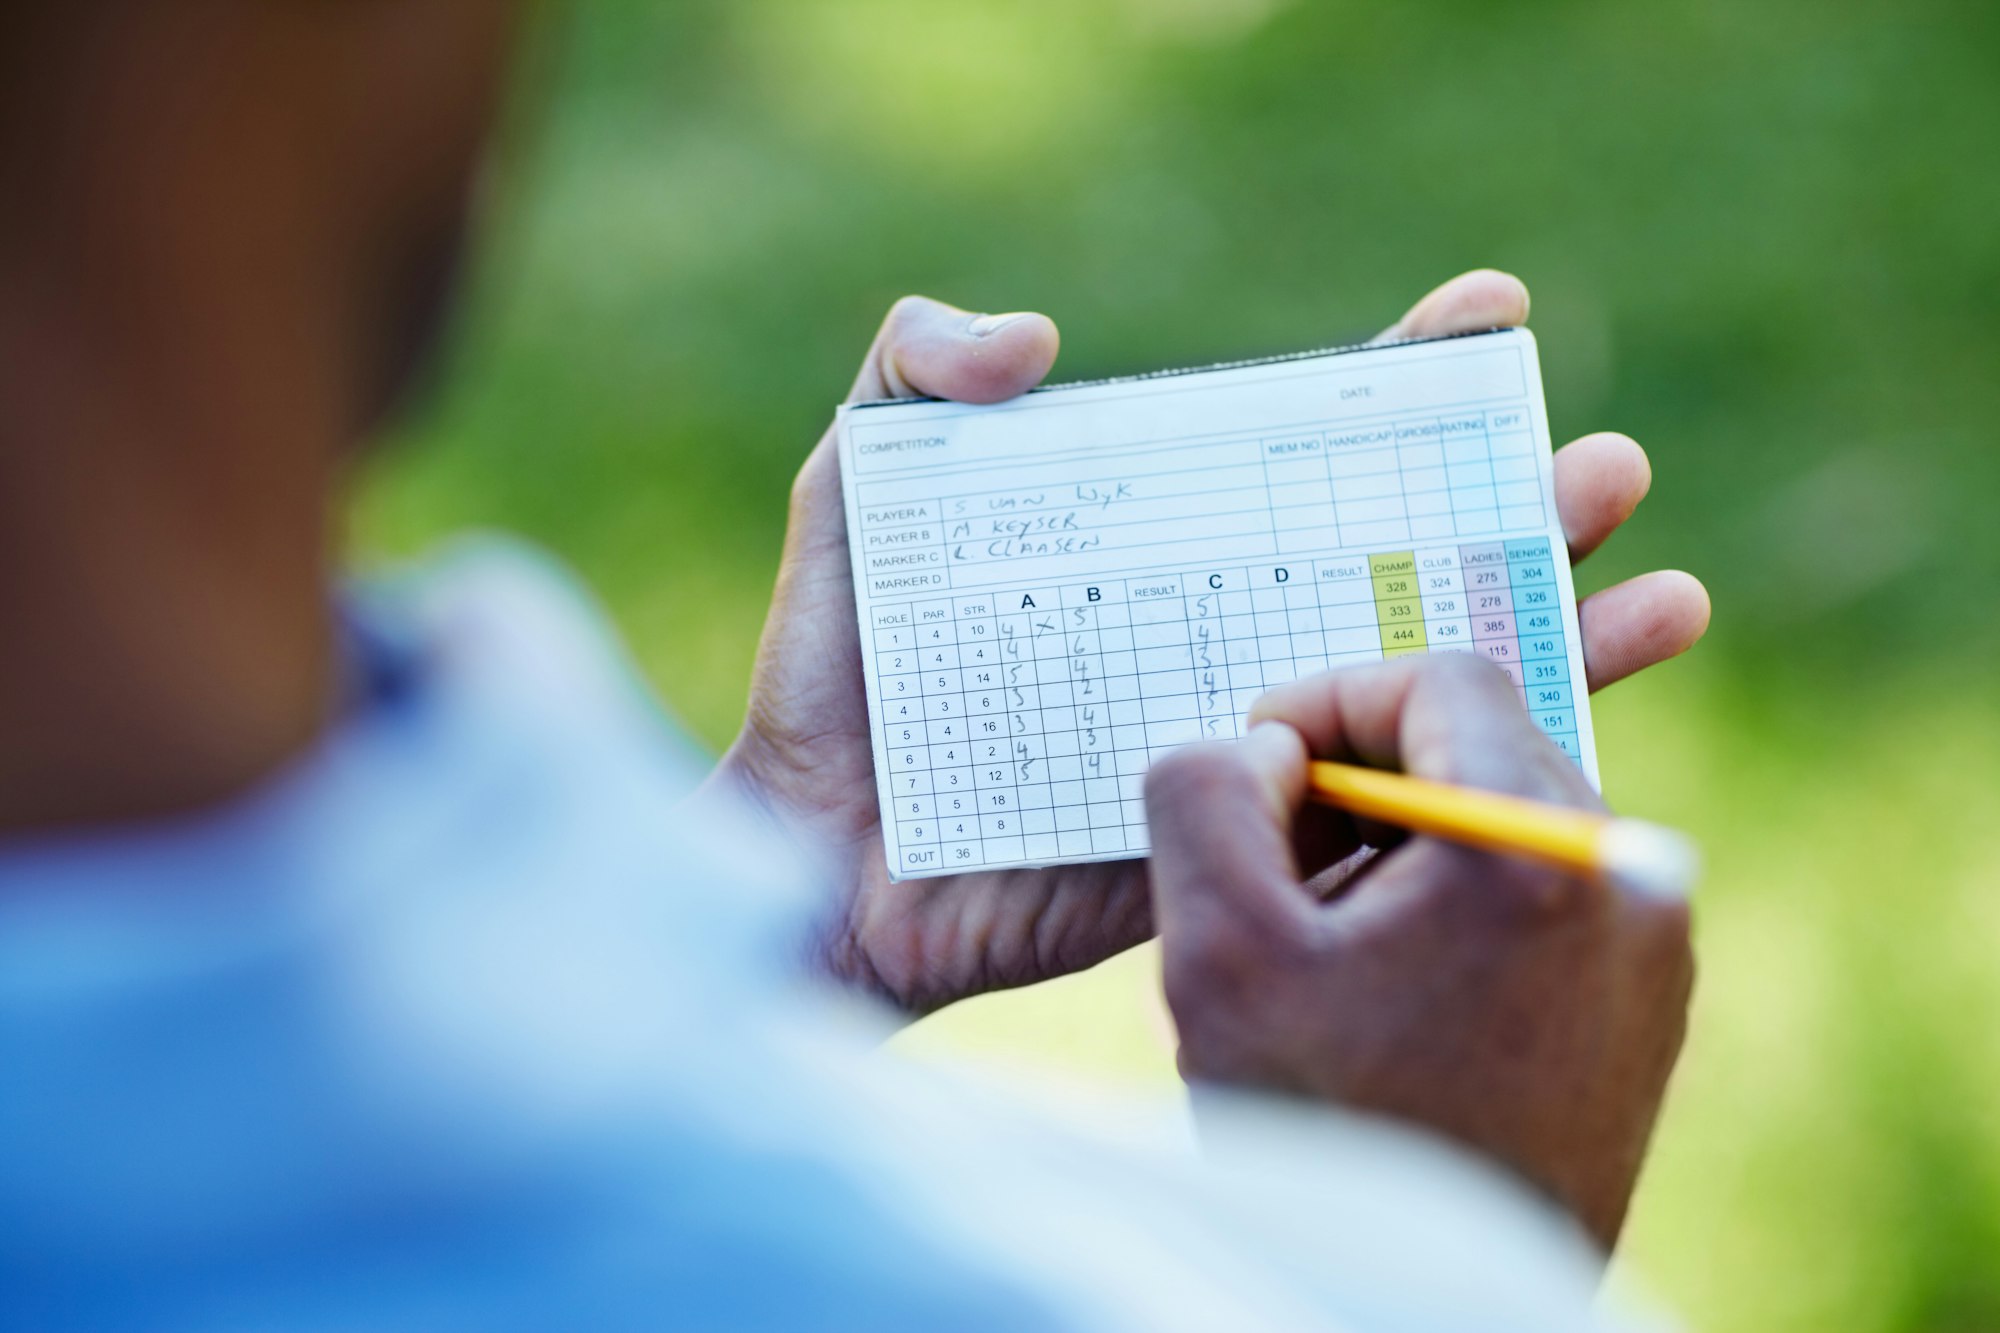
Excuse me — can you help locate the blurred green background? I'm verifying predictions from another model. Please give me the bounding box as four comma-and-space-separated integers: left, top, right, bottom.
354, 2, 2000, 1328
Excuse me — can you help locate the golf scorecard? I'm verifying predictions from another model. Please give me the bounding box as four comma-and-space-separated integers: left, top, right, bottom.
836, 328, 1595, 881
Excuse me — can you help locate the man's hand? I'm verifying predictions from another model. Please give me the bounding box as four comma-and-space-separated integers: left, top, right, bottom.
714, 272, 1710, 1017
1145, 654, 1694, 1250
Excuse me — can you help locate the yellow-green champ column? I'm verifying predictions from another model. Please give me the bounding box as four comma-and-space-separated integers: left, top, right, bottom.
1371, 552, 1428, 658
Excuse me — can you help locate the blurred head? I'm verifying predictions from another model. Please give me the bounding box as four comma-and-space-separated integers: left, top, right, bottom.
0, 0, 524, 443
0, 1, 532, 829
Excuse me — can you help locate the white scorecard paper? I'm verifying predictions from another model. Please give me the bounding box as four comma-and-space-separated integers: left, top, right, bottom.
837, 328, 1597, 881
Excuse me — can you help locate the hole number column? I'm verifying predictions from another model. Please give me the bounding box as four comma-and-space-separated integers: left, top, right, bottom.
876, 603, 943, 877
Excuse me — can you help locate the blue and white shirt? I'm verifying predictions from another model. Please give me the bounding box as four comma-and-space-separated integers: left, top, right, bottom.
0, 541, 1652, 1331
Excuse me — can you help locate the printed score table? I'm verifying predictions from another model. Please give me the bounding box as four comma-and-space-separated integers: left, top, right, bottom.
867, 540, 1577, 875
838, 331, 1597, 879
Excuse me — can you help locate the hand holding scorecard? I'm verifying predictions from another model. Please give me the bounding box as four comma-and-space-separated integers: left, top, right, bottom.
836, 330, 1595, 881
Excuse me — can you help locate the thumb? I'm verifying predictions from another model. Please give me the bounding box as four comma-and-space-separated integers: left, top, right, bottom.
779, 296, 1060, 580
1374, 269, 1530, 343
848, 296, 1061, 405
1146, 723, 1316, 968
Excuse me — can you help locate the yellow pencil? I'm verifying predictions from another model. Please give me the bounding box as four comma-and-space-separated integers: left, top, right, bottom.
1306, 761, 1701, 899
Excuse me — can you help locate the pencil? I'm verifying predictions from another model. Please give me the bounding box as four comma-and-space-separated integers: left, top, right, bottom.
1305, 761, 1700, 899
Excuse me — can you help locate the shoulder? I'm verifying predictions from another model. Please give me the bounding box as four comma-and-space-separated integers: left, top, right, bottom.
358, 534, 662, 723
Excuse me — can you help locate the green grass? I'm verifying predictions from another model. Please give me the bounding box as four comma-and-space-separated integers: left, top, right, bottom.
355, 3, 2000, 1327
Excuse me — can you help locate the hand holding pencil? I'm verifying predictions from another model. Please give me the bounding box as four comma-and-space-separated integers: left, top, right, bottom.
1144, 654, 1696, 1252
